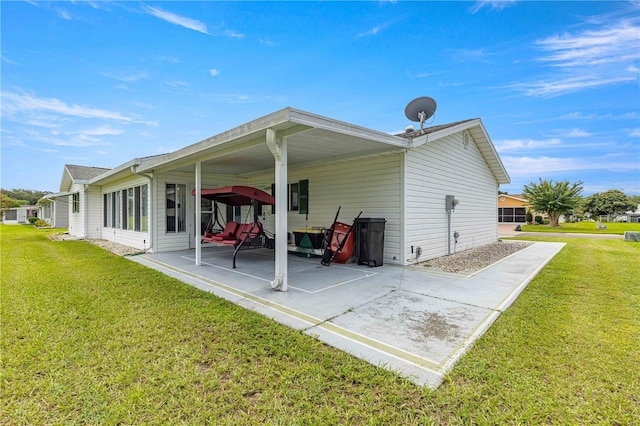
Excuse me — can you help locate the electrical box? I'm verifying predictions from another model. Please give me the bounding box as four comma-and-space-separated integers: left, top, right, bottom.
445, 195, 459, 211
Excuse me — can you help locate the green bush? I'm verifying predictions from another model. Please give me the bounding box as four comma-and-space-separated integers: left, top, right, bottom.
27, 217, 38, 224
534, 215, 543, 225
526, 210, 533, 224
34, 219, 50, 227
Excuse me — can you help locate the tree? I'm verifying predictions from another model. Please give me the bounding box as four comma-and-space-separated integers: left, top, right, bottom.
0, 189, 52, 206
582, 190, 635, 217
0, 193, 21, 215
522, 179, 583, 227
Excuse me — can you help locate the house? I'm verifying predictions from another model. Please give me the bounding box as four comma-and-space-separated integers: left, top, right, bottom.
60, 107, 509, 290
58, 164, 111, 236
497, 193, 530, 224
39, 192, 70, 228
1, 205, 40, 224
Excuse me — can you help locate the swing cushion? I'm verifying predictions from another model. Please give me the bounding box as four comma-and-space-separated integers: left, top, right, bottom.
208, 221, 239, 242
222, 222, 263, 245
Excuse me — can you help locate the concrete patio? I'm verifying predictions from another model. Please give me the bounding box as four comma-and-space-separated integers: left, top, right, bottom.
129, 240, 564, 388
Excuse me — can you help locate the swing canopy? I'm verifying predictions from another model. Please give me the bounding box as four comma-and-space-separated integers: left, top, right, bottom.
191, 185, 275, 206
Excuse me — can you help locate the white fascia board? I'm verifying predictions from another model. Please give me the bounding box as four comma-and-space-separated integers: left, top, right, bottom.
473, 120, 510, 184
288, 109, 409, 148
411, 119, 481, 147
88, 158, 141, 185
137, 108, 296, 173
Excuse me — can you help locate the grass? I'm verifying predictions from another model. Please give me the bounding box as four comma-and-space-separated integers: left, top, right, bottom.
2, 225, 639, 424
520, 221, 640, 234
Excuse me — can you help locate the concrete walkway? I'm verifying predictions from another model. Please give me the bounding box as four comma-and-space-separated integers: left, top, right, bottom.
129, 240, 565, 388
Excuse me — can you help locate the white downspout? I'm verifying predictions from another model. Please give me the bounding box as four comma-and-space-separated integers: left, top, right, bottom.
266, 128, 288, 291
195, 160, 202, 266
131, 163, 154, 252
83, 184, 89, 238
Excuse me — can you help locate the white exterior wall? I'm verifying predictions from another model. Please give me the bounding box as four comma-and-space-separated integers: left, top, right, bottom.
85, 186, 102, 239
54, 197, 70, 228
249, 154, 403, 265
404, 131, 499, 264
100, 176, 151, 251
68, 183, 85, 237
155, 172, 243, 253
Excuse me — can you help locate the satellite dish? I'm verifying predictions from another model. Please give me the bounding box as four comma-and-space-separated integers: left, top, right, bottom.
404, 96, 437, 133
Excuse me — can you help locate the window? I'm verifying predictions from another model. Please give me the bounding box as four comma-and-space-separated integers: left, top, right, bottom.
299, 179, 308, 214
134, 186, 141, 232
498, 207, 526, 223
271, 179, 309, 214
5, 210, 17, 221
103, 194, 108, 227
290, 182, 299, 211
127, 188, 134, 231
72, 193, 80, 213
113, 192, 120, 229
140, 184, 148, 232
166, 183, 186, 233
102, 184, 147, 231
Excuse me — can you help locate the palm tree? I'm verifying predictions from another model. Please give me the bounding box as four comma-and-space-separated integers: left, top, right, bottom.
523, 179, 583, 227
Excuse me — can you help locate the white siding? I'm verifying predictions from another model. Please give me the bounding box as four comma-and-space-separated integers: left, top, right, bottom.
249, 154, 402, 264
404, 131, 499, 264
86, 186, 102, 239
53, 197, 69, 228
68, 183, 85, 238
100, 176, 150, 251
155, 172, 243, 252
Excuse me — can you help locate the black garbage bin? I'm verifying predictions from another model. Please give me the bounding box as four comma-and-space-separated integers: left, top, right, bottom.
355, 218, 386, 267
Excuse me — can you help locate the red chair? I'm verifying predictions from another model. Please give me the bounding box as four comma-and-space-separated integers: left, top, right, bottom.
202, 221, 238, 243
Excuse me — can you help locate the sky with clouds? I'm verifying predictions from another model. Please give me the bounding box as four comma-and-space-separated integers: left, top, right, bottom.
2, 1, 639, 196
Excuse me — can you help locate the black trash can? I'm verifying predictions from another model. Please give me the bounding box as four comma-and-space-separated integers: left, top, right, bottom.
356, 218, 386, 267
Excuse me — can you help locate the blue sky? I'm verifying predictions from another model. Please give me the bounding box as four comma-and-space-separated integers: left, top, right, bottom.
2, 1, 639, 196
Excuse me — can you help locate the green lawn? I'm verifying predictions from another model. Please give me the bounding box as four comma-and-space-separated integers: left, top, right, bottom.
2, 225, 639, 424
520, 221, 640, 234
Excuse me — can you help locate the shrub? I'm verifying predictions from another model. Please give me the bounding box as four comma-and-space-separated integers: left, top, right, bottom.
526, 210, 533, 224
28, 217, 38, 224
34, 219, 50, 227
534, 215, 543, 225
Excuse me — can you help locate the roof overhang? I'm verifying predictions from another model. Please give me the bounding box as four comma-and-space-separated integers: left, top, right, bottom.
134, 107, 410, 176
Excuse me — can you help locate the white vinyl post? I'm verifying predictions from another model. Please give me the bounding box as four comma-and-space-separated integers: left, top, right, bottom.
266, 128, 288, 291
195, 160, 202, 266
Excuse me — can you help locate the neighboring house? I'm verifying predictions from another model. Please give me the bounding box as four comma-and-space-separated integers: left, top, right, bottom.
59, 108, 509, 290
39, 192, 71, 228
59, 164, 111, 238
2, 205, 40, 224
497, 194, 529, 223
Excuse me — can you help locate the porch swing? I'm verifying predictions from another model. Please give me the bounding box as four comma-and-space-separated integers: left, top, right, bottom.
192, 185, 275, 268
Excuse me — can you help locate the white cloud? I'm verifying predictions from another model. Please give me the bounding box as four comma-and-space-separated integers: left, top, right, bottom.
142, 5, 209, 35
543, 128, 592, 138
1, 91, 135, 122
503, 155, 639, 176
536, 19, 640, 68
511, 13, 640, 97
469, 1, 518, 14
101, 71, 148, 82
222, 29, 244, 38
164, 80, 189, 88
507, 74, 635, 98
356, 20, 396, 38
209, 69, 219, 77
495, 138, 561, 152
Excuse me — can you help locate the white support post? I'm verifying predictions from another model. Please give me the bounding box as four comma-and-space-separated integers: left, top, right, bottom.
266, 128, 288, 291
195, 160, 202, 266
